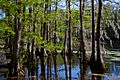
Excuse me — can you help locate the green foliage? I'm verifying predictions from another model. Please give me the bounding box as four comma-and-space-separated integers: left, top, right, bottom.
24, 32, 44, 44
84, 21, 91, 28
0, 21, 15, 38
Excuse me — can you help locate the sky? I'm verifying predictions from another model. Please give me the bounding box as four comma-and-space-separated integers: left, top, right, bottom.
0, 9, 5, 19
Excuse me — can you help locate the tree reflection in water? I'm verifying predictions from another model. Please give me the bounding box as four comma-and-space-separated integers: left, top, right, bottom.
1, 54, 120, 79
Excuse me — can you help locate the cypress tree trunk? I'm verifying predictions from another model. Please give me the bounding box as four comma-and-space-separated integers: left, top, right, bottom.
8, 35, 13, 77
40, 0, 49, 79
61, 24, 69, 80
79, 0, 86, 79
67, 0, 72, 80
13, 0, 22, 77
53, 54, 58, 79
40, 50, 46, 79
35, 48, 39, 80
6, 6, 14, 79
53, 0, 58, 79
90, 0, 95, 66
47, 0, 52, 79
31, 4, 37, 79
47, 56, 49, 79
47, 55, 52, 80
89, 0, 96, 79
96, 0, 105, 76
19, 4, 26, 78
62, 30, 68, 80
27, 6, 32, 77
21, 6, 25, 56
5, 1, 13, 77
89, 0, 106, 79
97, 0, 102, 62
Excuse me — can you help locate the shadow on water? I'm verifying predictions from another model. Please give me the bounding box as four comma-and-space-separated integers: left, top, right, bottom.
1, 53, 120, 80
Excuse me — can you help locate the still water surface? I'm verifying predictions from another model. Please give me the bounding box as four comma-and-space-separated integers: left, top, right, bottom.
0, 54, 120, 80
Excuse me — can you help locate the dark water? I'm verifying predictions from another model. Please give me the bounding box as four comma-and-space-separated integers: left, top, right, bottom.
1, 54, 120, 80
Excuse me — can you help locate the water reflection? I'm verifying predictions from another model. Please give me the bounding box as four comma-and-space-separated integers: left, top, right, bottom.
104, 62, 120, 80
58, 65, 79, 79
1, 54, 120, 80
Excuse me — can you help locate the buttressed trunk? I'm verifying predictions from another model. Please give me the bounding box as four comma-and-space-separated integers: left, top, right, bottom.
96, 0, 106, 74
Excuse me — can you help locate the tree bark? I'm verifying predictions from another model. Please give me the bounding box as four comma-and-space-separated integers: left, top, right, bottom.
62, 30, 68, 80
79, 0, 86, 80
13, 0, 22, 77
89, 0, 96, 79
96, 0, 105, 76
47, 55, 52, 80
27, 6, 32, 77
40, 0, 49, 79
53, 0, 58, 79
68, 0, 72, 79
31, 4, 37, 79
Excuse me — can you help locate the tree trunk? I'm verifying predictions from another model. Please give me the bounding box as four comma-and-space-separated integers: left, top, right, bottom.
27, 6, 32, 77
13, 0, 22, 77
79, 0, 86, 79
65, 0, 72, 79
96, 0, 105, 76
40, 0, 49, 79
40, 51, 46, 79
47, 55, 52, 80
67, 0, 72, 80
62, 30, 68, 80
21, 5, 25, 57
5, 1, 14, 77
31, 4, 37, 79
89, 0, 96, 79
53, 0, 58, 79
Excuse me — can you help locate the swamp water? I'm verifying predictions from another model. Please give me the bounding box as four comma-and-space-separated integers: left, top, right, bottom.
0, 54, 120, 80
